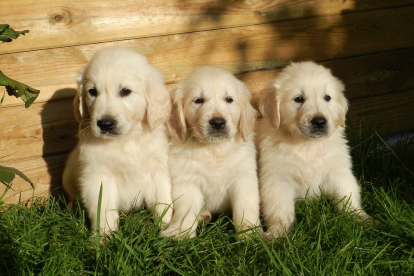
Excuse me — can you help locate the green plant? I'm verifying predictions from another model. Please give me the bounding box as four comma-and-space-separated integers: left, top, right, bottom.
0, 24, 40, 108
0, 24, 38, 190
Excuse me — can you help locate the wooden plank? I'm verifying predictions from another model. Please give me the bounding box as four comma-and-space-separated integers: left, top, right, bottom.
0, 154, 67, 204
348, 89, 414, 135
324, 49, 414, 101
0, 99, 78, 162
239, 48, 414, 103
2, 46, 414, 163
2, 6, 414, 107
1, 0, 413, 54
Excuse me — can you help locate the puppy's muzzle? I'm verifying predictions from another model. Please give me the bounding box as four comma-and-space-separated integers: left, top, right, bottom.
207, 117, 228, 140
310, 116, 328, 137
97, 117, 117, 134
311, 117, 326, 129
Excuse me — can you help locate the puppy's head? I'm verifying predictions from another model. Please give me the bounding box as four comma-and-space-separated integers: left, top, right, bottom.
259, 61, 348, 139
74, 47, 171, 139
168, 66, 256, 143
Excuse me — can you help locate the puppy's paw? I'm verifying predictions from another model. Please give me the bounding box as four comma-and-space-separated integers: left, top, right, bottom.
198, 209, 212, 223
160, 227, 179, 238
260, 231, 285, 244
160, 227, 197, 240
355, 211, 376, 226
235, 225, 263, 241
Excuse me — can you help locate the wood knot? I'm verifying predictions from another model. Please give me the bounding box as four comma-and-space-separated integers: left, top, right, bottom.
49, 9, 72, 26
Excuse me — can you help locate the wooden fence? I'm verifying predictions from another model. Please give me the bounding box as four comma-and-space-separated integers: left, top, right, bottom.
1, 0, 414, 204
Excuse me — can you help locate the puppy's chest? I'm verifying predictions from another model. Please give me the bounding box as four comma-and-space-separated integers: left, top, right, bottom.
177, 147, 238, 182
195, 151, 235, 179
276, 142, 334, 180
82, 140, 156, 175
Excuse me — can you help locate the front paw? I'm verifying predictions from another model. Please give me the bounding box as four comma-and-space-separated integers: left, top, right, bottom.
198, 209, 212, 223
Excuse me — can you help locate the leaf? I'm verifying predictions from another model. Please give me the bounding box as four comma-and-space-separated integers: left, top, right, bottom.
0, 165, 33, 187
0, 24, 29, 43
0, 90, 5, 107
0, 71, 40, 108
0, 170, 15, 187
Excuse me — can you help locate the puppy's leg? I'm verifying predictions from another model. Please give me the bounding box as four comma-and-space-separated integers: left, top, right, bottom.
229, 174, 261, 239
62, 149, 80, 206
81, 178, 119, 235
147, 169, 174, 226
162, 184, 204, 239
260, 177, 296, 239
325, 169, 369, 220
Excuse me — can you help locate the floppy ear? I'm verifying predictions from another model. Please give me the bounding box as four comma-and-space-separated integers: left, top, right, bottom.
258, 84, 280, 128
167, 85, 187, 142
336, 82, 349, 128
73, 68, 87, 127
237, 82, 257, 140
145, 71, 172, 131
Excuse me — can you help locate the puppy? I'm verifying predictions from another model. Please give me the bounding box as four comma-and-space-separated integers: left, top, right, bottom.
62, 47, 173, 234
256, 61, 368, 239
162, 66, 260, 239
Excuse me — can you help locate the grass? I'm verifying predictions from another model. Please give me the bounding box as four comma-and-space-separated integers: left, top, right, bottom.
1, 125, 414, 275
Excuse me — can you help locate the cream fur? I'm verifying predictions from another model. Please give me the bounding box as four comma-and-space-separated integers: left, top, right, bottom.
62, 47, 173, 235
163, 66, 260, 239
256, 61, 368, 239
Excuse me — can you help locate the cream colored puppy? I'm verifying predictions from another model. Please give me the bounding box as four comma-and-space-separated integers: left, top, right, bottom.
256, 61, 368, 239
163, 66, 260, 239
62, 47, 173, 235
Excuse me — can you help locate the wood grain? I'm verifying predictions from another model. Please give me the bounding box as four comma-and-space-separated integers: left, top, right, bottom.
349, 89, 414, 134
0, 99, 78, 162
1, 0, 412, 54
2, 6, 414, 108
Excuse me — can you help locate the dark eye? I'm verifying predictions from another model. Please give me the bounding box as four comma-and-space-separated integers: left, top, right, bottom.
324, 95, 331, 102
88, 88, 97, 97
225, 97, 233, 103
121, 88, 132, 97
294, 96, 304, 103
194, 98, 204, 104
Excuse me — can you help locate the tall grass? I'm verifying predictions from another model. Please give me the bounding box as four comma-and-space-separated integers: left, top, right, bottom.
1, 124, 413, 275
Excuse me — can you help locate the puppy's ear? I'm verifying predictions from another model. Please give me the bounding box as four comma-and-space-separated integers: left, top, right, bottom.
167, 85, 187, 142
335, 81, 348, 128
237, 82, 257, 140
145, 71, 172, 131
73, 68, 87, 126
258, 84, 280, 128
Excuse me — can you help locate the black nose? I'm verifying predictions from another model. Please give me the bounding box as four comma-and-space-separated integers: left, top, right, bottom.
311, 117, 326, 129
209, 117, 226, 130
97, 118, 116, 131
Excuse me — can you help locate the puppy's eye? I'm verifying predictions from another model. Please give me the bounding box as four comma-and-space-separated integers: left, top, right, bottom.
225, 97, 233, 103
194, 98, 204, 104
324, 95, 331, 102
121, 88, 132, 97
88, 88, 97, 97
294, 96, 304, 103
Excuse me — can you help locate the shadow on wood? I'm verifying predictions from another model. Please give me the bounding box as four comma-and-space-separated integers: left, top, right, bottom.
40, 88, 78, 201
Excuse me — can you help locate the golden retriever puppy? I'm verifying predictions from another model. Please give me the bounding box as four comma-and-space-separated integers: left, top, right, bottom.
62, 47, 173, 235
162, 66, 260, 239
256, 61, 368, 239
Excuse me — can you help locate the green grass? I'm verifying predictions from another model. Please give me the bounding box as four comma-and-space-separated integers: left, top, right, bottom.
1, 127, 414, 275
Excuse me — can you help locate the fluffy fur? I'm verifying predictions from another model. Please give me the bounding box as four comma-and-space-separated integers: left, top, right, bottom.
163, 66, 260, 239
62, 47, 173, 234
256, 61, 368, 239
